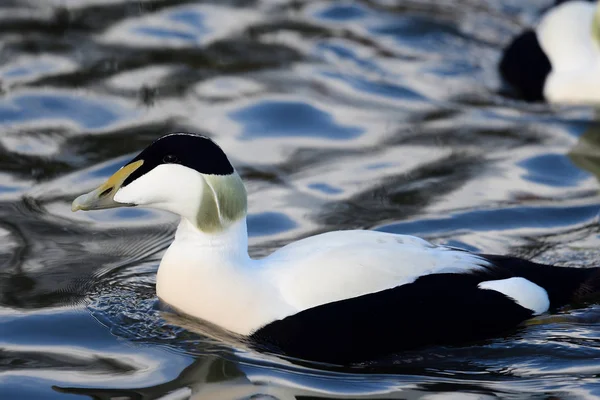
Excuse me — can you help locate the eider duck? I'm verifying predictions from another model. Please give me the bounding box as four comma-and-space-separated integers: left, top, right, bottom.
72, 133, 600, 364
499, 0, 600, 103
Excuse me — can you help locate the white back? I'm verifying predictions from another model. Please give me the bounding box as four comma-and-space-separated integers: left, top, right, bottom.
262, 230, 490, 311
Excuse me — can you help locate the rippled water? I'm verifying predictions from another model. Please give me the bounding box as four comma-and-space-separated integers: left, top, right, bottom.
2, 0, 600, 398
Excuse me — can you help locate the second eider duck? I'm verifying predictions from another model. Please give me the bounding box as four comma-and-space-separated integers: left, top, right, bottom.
500, 0, 600, 104
72, 133, 600, 364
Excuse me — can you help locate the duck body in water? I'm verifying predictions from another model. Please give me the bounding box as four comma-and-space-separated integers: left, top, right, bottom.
499, 0, 600, 104
72, 133, 600, 365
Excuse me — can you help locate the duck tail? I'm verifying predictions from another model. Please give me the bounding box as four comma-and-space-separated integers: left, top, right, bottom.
481, 254, 600, 308
572, 267, 600, 304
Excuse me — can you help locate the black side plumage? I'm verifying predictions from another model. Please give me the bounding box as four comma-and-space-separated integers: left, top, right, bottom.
251, 272, 534, 365
250, 255, 600, 365
573, 268, 600, 303
499, 30, 551, 102
554, 0, 594, 5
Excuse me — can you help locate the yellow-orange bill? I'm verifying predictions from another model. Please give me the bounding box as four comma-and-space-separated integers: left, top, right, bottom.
72, 160, 144, 212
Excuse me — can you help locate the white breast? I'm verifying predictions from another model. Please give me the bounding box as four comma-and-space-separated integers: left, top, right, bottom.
156, 218, 296, 335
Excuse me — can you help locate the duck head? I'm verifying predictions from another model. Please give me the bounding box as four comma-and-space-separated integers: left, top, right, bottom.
72, 133, 247, 233
537, 0, 599, 72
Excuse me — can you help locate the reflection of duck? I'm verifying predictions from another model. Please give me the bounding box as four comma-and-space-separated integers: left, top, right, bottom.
499, 0, 599, 103
569, 123, 600, 179
72, 133, 600, 364
53, 353, 499, 400
54, 356, 266, 400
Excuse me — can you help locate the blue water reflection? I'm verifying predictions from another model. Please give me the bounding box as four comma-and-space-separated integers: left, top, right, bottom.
370, 17, 463, 49
315, 4, 369, 21
231, 100, 363, 140
169, 9, 207, 30
520, 153, 591, 187
133, 27, 198, 42
247, 212, 297, 236
377, 204, 600, 236
323, 71, 425, 101
308, 182, 343, 194
315, 42, 382, 73
112, 5, 229, 46
1, 0, 600, 399
0, 93, 133, 129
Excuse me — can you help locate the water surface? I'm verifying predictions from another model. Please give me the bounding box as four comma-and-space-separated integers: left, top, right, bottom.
1, 0, 600, 399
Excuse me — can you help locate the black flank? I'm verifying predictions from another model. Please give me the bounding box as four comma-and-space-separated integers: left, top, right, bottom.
251, 257, 600, 365
499, 30, 551, 102
251, 273, 534, 365
554, 0, 594, 5
123, 133, 234, 187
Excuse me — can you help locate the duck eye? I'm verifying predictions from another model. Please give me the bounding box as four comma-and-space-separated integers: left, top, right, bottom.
163, 154, 178, 164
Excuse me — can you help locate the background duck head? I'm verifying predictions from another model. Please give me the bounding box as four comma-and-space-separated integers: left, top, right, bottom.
500, 0, 600, 104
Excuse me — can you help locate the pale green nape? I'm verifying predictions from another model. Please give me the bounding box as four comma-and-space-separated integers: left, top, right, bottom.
593, 2, 600, 47
196, 172, 248, 233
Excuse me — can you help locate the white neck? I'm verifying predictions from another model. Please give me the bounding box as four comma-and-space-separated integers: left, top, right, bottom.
156, 216, 293, 335
171, 216, 250, 260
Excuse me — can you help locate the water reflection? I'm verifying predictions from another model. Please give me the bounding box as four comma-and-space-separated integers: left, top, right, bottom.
1, 0, 600, 399
569, 122, 600, 183
50, 343, 514, 400
102, 4, 258, 48
0, 92, 135, 130
232, 100, 364, 140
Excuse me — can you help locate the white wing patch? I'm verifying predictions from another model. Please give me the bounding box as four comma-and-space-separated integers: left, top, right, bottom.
261, 230, 490, 312
478, 277, 550, 315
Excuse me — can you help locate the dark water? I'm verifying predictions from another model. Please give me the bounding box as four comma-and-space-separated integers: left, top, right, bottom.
1, 0, 600, 398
